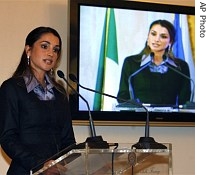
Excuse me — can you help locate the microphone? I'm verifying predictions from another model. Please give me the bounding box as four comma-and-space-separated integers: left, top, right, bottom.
128, 52, 154, 100
163, 57, 195, 109
57, 70, 109, 149
69, 73, 167, 149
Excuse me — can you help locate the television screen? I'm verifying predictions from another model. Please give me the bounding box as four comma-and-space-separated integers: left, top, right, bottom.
69, 0, 195, 126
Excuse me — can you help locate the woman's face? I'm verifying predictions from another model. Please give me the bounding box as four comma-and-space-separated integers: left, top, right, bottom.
147, 24, 171, 54
26, 33, 60, 73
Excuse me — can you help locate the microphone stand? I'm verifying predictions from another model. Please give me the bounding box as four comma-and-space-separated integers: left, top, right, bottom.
69, 74, 167, 149
164, 62, 195, 109
128, 61, 152, 100
57, 70, 109, 149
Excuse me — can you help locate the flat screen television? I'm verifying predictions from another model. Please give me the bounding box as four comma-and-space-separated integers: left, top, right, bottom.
68, 0, 195, 126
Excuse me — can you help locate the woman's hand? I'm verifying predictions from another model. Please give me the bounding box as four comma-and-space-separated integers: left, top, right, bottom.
43, 160, 67, 175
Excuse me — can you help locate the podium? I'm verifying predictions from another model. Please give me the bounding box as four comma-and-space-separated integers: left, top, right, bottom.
31, 143, 172, 175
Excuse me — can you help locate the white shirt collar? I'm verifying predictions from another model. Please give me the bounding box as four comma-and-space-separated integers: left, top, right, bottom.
23, 73, 54, 93
140, 54, 178, 67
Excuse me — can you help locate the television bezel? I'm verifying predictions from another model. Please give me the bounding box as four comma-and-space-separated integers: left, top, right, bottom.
68, 0, 195, 126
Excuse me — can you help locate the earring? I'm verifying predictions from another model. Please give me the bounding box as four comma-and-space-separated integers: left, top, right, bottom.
27, 55, 30, 65
50, 68, 53, 76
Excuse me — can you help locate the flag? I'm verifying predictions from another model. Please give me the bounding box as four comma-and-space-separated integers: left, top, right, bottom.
173, 14, 185, 59
93, 8, 118, 111
173, 14, 195, 101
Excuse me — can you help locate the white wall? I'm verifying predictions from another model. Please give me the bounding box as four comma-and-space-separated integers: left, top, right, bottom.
0, 0, 195, 175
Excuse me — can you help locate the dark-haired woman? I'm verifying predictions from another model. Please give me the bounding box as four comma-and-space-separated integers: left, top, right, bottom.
117, 19, 191, 106
0, 27, 76, 175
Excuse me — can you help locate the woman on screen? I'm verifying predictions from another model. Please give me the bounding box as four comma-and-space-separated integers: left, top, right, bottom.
117, 19, 191, 106
0, 26, 76, 175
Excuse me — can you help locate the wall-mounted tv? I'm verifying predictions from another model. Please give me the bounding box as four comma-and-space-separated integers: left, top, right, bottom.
69, 0, 195, 126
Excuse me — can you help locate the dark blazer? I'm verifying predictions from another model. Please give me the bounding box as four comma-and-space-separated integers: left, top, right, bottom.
0, 77, 76, 175
117, 54, 191, 105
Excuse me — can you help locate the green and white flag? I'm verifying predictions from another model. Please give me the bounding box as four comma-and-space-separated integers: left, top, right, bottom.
93, 8, 119, 111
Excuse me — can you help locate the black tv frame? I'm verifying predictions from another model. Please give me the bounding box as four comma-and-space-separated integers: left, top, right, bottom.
68, 0, 195, 126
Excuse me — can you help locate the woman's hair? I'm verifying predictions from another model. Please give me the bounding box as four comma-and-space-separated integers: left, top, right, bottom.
13, 26, 66, 95
137, 19, 176, 62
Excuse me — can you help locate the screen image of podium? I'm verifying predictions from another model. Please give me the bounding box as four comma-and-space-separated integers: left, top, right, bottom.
31, 143, 172, 175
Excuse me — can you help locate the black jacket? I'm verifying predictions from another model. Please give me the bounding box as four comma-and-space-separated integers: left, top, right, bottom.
0, 77, 76, 175
117, 54, 191, 105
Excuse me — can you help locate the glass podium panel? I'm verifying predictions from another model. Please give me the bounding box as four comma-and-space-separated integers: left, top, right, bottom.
31, 143, 172, 175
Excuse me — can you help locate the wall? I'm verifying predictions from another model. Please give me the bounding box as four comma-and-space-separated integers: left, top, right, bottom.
0, 0, 195, 175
